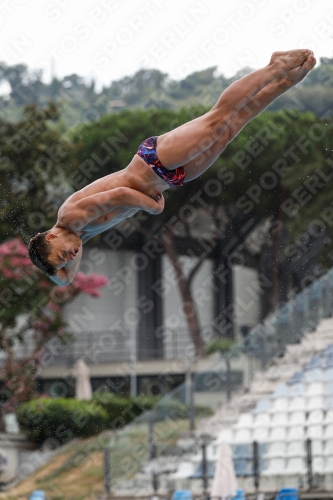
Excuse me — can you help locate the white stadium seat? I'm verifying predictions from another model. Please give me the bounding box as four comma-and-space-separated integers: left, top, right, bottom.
269, 427, 287, 442
265, 442, 286, 458
307, 396, 324, 411
311, 440, 324, 456
286, 441, 306, 458
284, 457, 306, 475
305, 369, 324, 383
262, 458, 285, 476
270, 398, 289, 413
307, 410, 324, 425
171, 462, 195, 478
252, 427, 270, 442
324, 424, 333, 440
305, 382, 324, 397
234, 429, 252, 444
234, 413, 253, 429
324, 409, 333, 425
271, 412, 288, 427
289, 397, 306, 412
306, 425, 323, 440
253, 413, 271, 429
289, 411, 306, 426
287, 426, 305, 441
324, 456, 333, 473
324, 439, 333, 456
313, 456, 325, 474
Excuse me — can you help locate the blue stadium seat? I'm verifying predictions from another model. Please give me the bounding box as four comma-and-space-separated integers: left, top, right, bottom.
325, 381, 333, 395
233, 444, 252, 460
233, 489, 246, 500
287, 371, 304, 385
29, 492, 45, 500
189, 461, 215, 479
234, 459, 253, 477
172, 491, 192, 500
271, 384, 289, 399
253, 398, 271, 413
305, 357, 323, 370
275, 487, 299, 500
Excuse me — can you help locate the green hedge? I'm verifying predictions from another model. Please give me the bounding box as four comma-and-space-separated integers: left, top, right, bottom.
17, 394, 213, 447
91, 393, 157, 428
17, 398, 108, 447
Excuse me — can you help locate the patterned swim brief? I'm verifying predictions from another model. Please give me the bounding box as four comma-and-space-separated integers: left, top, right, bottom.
137, 136, 185, 187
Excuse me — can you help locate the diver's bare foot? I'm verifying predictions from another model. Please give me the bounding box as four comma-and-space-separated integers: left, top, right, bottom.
269, 49, 312, 73
278, 54, 316, 89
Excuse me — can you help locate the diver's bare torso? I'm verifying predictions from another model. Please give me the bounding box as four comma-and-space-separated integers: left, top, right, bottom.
56, 154, 167, 241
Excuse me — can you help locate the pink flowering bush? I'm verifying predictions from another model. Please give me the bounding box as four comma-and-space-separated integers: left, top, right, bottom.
0, 238, 108, 413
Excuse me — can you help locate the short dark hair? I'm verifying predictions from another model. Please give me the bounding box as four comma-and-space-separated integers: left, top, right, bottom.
28, 231, 57, 276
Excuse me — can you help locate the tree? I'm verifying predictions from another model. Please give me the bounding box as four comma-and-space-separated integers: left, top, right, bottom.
69, 106, 333, 352
0, 238, 108, 412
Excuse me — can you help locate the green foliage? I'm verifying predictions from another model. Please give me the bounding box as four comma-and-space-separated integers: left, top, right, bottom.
16, 398, 109, 446
204, 338, 236, 356
91, 392, 157, 428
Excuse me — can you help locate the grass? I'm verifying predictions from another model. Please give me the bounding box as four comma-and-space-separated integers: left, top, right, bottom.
0, 419, 189, 500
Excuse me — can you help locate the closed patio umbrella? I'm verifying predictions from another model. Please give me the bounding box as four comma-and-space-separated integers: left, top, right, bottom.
211, 441, 238, 500
74, 358, 92, 400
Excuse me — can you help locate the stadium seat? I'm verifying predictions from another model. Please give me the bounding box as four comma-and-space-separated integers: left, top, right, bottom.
312, 456, 325, 474
325, 396, 333, 410
307, 409, 324, 425
235, 413, 253, 429
286, 441, 305, 458
252, 427, 269, 442
323, 439, 333, 456
272, 384, 289, 399
265, 442, 286, 458
324, 456, 333, 473
216, 429, 233, 443
306, 425, 323, 440
287, 426, 305, 441
305, 382, 324, 397
305, 369, 324, 383
234, 459, 253, 477
269, 427, 287, 442
253, 413, 270, 429
275, 487, 299, 500
271, 412, 288, 427
325, 357, 333, 369
289, 411, 306, 426
289, 397, 306, 412
289, 383, 304, 397
233, 444, 252, 460
325, 381, 333, 395
284, 457, 306, 475
324, 424, 333, 440
311, 439, 324, 456
270, 398, 289, 413
287, 371, 304, 385
324, 409, 333, 424
253, 398, 272, 414
232, 489, 246, 500
324, 368, 333, 381
307, 396, 324, 411
190, 461, 215, 479
262, 457, 285, 475
172, 491, 192, 500
234, 429, 252, 444
171, 462, 195, 479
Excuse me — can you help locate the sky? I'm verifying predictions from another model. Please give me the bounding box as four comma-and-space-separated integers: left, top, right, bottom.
0, 0, 333, 88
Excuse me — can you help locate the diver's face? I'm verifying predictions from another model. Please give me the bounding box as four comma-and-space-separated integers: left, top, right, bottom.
46, 230, 81, 269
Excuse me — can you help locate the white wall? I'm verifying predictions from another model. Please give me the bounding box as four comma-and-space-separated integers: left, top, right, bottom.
64, 248, 137, 333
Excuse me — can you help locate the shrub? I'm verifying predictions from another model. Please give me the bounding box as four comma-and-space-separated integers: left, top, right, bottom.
16, 398, 108, 446
92, 393, 157, 428
204, 338, 235, 356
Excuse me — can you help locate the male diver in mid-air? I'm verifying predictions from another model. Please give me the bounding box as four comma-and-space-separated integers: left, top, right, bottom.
28, 50, 316, 286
